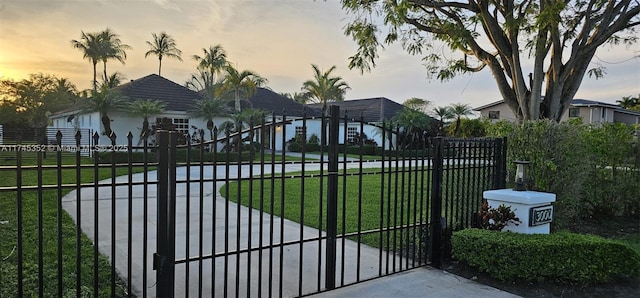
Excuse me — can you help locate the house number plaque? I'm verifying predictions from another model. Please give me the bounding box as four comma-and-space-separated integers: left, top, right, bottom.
529, 205, 553, 226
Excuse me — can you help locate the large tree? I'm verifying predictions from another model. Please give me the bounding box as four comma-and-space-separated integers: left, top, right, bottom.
0, 74, 78, 129
145, 32, 183, 76
300, 64, 350, 109
341, 0, 640, 121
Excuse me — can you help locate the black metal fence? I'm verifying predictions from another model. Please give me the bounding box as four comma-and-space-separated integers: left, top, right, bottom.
0, 106, 506, 297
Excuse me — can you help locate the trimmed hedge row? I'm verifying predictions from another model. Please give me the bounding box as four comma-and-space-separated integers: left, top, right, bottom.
452, 229, 640, 284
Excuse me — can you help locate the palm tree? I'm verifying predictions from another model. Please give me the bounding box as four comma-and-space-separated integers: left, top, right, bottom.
101, 72, 126, 89
98, 28, 131, 83
301, 64, 350, 109
432, 106, 454, 136
221, 65, 267, 112
392, 107, 432, 148
145, 32, 183, 76
192, 45, 229, 77
129, 99, 166, 144
281, 92, 310, 105
83, 85, 127, 137
185, 69, 225, 99
617, 95, 640, 111
189, 97, 229, 141
71, 31, 102, 91
450, 103, 473, 136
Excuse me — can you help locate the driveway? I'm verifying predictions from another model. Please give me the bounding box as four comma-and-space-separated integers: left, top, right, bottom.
62, 160, 401, 297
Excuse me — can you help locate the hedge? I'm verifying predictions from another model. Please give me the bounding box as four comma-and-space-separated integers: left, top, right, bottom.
452, 229, 640, 284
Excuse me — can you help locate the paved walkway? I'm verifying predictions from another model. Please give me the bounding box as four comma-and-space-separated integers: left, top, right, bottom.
61, 160, 519, 297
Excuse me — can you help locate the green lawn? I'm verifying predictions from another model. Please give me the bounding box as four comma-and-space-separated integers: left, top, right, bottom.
222, 168, 435, 252
0, 152, 151, 297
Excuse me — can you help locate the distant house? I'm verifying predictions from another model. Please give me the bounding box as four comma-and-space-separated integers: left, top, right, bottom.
474, 99, 640, 125
292, 97, 427, 150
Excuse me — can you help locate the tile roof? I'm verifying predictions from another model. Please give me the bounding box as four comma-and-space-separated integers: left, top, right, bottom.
308, 97, 406, 122
248, 88, 321, 117
114, 74, 203, 111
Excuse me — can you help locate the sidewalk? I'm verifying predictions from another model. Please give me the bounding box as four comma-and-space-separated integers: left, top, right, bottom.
308, 267, 520, 298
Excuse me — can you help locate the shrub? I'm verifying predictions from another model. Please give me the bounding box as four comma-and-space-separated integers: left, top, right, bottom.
476, 200, 521, 231
452, 229, 640, 284
485, 120, 639, 227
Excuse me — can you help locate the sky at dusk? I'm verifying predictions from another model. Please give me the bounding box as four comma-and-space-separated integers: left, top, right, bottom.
1, 0, 639, 110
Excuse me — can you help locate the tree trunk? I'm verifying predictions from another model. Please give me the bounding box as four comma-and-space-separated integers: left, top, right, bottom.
102, 114, 113, 137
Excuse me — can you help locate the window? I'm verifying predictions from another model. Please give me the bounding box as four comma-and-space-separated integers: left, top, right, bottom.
295, 126, 306, 140
346, 126, 358, 143
488, 111, 500, 119
155, 117, 190, 135
569, 108, 580, 118
601, 108, 606, 121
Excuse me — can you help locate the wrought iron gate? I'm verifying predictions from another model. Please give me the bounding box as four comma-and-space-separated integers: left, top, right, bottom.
0, 105, 506, 297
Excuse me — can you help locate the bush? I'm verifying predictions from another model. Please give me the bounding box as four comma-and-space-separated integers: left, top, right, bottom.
486, 120, 639, 227
452, 229, 640, 284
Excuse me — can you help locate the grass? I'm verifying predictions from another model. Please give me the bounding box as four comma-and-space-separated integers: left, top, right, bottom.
0, 152, 152, 297
220, 163, 506, 256
220, 166, 485, 254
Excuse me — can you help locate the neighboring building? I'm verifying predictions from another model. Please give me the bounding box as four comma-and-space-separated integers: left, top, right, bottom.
474, 99, 640, 125
300, 97, 425, 149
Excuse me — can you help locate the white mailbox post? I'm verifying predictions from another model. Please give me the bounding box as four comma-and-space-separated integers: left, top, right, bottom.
483, 189, 556, 234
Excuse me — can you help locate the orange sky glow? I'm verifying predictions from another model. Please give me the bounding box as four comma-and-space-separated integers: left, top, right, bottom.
1, 0, 638, 108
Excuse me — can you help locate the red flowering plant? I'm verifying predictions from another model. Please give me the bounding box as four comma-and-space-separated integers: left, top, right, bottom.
478, 200, 521, 231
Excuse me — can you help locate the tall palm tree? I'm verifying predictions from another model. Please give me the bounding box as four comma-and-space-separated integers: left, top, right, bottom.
98, 28, 131, 83
432, 106, 454, 136
129, 99, 166, 144
450, 103, 473, 136
189, 97, 229, 141
192, 45, 229, 77
145, 32, 183, 76
222, 65, 267, 112
71, 31, 102, 91
301, 64, 350, 109
84, 85, 127, 137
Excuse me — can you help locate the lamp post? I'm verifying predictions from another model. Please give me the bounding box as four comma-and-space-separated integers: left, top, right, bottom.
514, 160, 530, 191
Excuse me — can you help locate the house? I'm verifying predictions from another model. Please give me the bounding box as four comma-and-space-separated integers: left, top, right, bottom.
474, 99, 640, 125
48, 74, 315, 148
287, 97, 419, 150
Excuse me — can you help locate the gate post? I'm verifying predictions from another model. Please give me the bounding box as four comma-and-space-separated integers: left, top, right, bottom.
429, 137, 444, 268
325, 105, 340, 290
493, 137, 507, 189
155, 131, 177, 296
